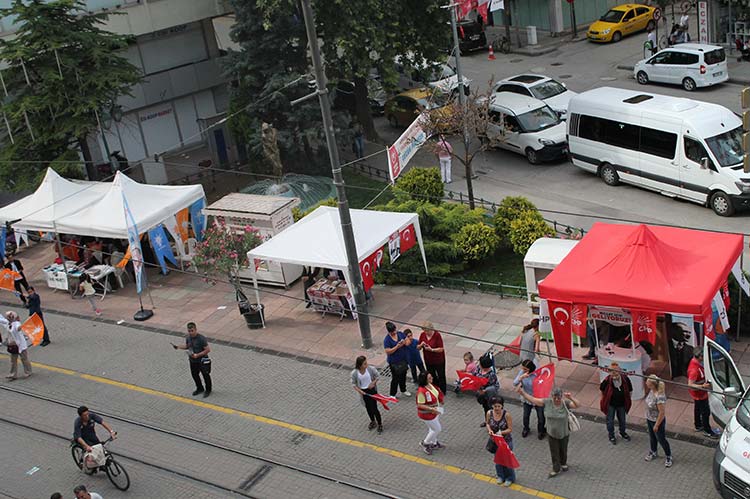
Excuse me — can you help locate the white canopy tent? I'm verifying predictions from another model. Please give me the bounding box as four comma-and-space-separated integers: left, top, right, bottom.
0, 168, 111, 232
247, 206, 428, 315
55, 171, 205, 238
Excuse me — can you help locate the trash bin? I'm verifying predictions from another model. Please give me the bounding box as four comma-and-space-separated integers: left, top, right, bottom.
527, 26, 538, 46
240, 301, 265, 329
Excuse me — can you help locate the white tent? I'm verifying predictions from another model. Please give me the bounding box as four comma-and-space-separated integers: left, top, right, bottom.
55, 171, 205, 238
0, 168, 111, 232
248, 206, 428, 299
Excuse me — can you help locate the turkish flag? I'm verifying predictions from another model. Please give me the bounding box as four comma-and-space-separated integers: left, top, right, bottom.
632, 309, 657, 345
571, 304, 587, 338
0, 269, 20, 291
532, 363, 555, 398
21, 313, 45, 347
477, 0, 490, 22
457, 0, 476, 20
492, 434, 520, 469
399, 224, 416, 253
702, 307, 716, 340
722, 280, 731, 309
504, 335, 522, 356
359, 257, 375, 292
548, 300, 573, 361
369, 393, 399, 410
456, 370, 489, 392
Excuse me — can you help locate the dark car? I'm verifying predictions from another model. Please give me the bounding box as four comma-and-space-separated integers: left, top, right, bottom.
457, 19, 487, 53
332, 80, 387, 116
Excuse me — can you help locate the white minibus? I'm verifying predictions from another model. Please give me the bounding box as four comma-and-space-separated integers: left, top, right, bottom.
567, 87, 749, 216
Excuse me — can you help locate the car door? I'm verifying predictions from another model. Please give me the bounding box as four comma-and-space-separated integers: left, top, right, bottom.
397, 97, 418, 126
621, 9, 637, 35
499, 114, 524, 154
646, 51, 675, 83
679, 135, 715, 203
704, 338, 746, 427
635, 6, 651, 31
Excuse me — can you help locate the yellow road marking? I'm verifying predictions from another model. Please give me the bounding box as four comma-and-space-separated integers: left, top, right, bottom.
10, 358, 566, 499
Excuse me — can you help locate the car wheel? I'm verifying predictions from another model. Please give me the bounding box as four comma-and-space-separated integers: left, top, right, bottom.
525, 148, 540, 165
612, 31, 622, 43
682, 77, 696, 91
600, 163, 620, 186
636, 71, 649, 85
646, 20, 655, 31
710, 191, 735, 217
388, 114, 399, 127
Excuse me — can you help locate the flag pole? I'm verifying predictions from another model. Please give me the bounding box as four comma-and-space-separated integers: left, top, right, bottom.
52, 221, 73, 297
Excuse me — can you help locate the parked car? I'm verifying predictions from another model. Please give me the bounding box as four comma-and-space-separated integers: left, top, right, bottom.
394, 55, 471, 97
485, 93, 568, 164
332, 79, 387, 115
457, 18, 487, 53
384, 88, 450, 128
634, 44, 728, 91
587, 3, 655, 43
493, 74, 578, 119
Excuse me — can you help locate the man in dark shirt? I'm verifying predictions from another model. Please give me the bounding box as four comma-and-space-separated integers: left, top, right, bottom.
27, 286, 50, 346
599, 362, 633, 445
172, 322, 212, 397
73, 405, 116, 453
5, 252, 29, 305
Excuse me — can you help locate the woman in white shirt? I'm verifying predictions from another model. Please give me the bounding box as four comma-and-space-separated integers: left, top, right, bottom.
1, 311, 31, 379
351, 356, 383, 433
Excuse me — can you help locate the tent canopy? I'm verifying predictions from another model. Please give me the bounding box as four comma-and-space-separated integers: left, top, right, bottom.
0, 168, 111, 232
538, 223, 743, 315
248, 206, 427, 272
54, 171, 205, 238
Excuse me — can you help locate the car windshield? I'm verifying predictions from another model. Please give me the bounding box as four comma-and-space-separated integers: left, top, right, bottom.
516, 105, 559, 132
417, 92, 449, 110
705, 126, 743, 168
530, 80, 567, 100
600, 9, 625, 23
428, 64, 456, 82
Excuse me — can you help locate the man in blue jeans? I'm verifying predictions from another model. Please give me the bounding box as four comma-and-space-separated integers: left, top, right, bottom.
383, 321, 411, 398
600, 362, 632, 445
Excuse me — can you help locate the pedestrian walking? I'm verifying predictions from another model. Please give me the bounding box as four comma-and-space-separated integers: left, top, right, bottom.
27, 286, 50, 346
645, 27, 657, 56
78, 274, 101, 316
416, 371, 444, 455
351, 355, 383, 433
1, 311, 31, 380
418, 322, 446, 394
519, 319, 541, 363
453, 351, 477, 393
599, 362, 632, 444
687, 350, 718, 437
486, 396, 516, 487
403, 329, 425, 385
474, 354, 500, 426
172, 322, 212, 398
517, 385, 580, 478
73, 485, 103, 499
352, 119, 365, 159
644, 374, 673, 467
5, 252, 29, 306
436, 134, 453, 183
513, 359, 546, 439
383, 322, 410, 398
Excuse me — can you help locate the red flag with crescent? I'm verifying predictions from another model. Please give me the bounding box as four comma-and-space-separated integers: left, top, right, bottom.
358, 247, 385, 292
504, 334, 522, 356
21, 313, 45, 347
702, 306, 716, 340
492, 434, 520, 469
456, 370, 490, 392
722, 280, 731, 309
399, 224, 416, 253
0, 269, 20, 291
532, 363, 555, 398
571, 304, 587, 338
547, 300, 573, 360
368, 393, 399, 410
632, 309, 657, 345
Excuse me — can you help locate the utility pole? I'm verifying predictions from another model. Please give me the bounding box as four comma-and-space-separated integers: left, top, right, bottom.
447, 2, 476, 209
299, 0, 372, 348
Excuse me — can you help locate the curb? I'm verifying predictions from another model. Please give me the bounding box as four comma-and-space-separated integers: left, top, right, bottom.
616, 64, 750, 85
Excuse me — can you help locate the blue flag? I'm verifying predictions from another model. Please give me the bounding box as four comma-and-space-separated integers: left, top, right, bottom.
0, 227, 5, 261
189, 198, 206, 242
148, 224, 177, 275
122, 192, 145, 294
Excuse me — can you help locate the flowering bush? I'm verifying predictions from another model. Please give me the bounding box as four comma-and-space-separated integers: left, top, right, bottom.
193, 220, 263, 284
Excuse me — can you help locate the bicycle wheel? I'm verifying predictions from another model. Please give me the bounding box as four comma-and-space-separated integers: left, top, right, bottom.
70, 445, 84, 470
658, 35, 668, 49
496, 37, 511, 54
105, 457, 130, 491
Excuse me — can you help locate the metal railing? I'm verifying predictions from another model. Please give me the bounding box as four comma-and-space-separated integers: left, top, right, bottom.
378, 269, 526, 298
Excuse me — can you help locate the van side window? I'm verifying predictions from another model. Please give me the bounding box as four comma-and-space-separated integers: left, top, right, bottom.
579, 115, 604, 142
641, 127, 677, 159
603, 120, 639, 151
684, 137, 713, 167
504, 115, 521, 132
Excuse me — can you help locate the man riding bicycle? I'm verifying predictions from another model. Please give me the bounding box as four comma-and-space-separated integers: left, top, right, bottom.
73, 406, 116, 468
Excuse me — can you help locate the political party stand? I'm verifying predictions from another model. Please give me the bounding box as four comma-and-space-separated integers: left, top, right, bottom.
537, 223, 747, 396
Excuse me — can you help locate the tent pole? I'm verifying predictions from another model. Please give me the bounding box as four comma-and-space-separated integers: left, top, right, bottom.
738, 253, 744, 341
252, 274, 264, 328
52, 222, 73, 297
593, 319, 600, 356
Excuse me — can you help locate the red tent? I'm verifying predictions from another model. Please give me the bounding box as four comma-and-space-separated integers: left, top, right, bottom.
538, 223, 743, 316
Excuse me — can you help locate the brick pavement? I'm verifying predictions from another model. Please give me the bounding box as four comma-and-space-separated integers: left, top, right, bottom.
0, 311, 719, 499
11, 240, 748, 436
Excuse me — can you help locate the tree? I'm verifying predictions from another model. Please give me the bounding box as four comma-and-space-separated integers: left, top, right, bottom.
0, 0, 142, 191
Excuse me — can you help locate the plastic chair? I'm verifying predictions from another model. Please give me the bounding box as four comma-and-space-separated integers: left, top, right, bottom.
178, 238, 198, 271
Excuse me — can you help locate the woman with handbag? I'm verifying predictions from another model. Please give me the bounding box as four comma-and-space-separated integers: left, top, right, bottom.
486, 396, 516, 487
416, 371, 444, 455
383, 322, 411, 398
516, 385, 579, 478
1, 311, 32, 380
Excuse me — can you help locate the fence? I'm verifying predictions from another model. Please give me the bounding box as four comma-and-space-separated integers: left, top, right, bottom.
378, 268, 527, 299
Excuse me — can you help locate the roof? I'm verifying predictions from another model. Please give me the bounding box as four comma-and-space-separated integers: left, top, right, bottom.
663, 43, 723, 52
397, 88, 434, 100
505, 74, 546, 85
204, 193, 299, 218
538, 223, 743, 315
573, 86, 701, 113
611, 3, 648, 11
524, 238, 579, 269
490, 93, 546, 113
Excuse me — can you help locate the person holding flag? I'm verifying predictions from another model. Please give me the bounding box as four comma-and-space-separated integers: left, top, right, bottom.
351, 356, 384, 434
486, 396, 517, 487
513, 359, 547, 439
26, 287, 50, 346
473, 355, 499, 427
1, 311, 32, 380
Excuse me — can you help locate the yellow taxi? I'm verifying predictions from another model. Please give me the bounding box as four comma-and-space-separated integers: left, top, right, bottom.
384, 88, 451, 128
587, 4, 655, 43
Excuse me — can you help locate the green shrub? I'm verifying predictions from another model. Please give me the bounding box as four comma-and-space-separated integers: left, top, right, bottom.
394, 167, 444, 203
508, 211, 553, 255
292, 197, 338, 221
494, 196, 538, 243
453, 223, 499, 262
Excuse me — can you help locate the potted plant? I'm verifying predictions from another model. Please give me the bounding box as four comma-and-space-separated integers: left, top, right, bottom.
192, 220, 265, 328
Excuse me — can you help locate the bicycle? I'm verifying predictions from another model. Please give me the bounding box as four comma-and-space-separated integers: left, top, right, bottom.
490, 34, 511, 54
71, 435, 130, 491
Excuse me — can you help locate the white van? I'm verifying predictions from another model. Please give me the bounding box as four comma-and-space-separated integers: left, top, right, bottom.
486, 93, 568, 164
567, 87, 750, 216
704, 338, 750, 498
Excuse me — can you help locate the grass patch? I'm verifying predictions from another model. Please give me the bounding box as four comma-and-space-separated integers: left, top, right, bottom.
343, 169, 394, 209
450, 247, 526, 288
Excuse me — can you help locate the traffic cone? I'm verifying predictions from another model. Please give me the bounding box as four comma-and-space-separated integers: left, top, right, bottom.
488, 44, 496, 60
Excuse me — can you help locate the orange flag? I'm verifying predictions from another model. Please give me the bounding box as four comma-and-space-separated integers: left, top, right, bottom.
21, 313, 44, 346
0, 269, 20, 291
117, 245, 132, 268
175, 208, 189, 242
